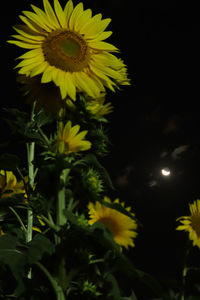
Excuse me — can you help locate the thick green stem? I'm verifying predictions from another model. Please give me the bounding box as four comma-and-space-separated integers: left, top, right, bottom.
56, 169, 70, 244
26, 102, 36, 279
35, 262, 65, 300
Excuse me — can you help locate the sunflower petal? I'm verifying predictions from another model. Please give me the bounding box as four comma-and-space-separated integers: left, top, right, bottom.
43, 0, 60, 28
54, 0, 67, 28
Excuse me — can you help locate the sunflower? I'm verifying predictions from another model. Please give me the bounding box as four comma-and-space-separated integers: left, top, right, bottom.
52, 120, 91, 154
8, 0, 130, 101
88, 196, 137, 249
176, 199, 200, 249
0, 170, 27, 198
86, 95, 113, 117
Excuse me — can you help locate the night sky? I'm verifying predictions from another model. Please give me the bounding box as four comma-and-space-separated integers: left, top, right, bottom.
2, 0, 200, 282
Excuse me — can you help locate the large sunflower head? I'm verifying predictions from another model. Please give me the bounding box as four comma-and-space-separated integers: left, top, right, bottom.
52, 120, 91, 155
88, 196, 137, 250
176, 199, 200, 249
8, 0, 130, 102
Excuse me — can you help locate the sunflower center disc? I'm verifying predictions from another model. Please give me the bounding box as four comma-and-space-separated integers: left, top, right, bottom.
191, 215, 200, 237
43, 30, 89, 72
99, 217, 120, 236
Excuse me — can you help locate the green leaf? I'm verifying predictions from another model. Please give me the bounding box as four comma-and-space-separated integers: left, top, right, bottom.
33, 109, 54, 128
0, 154, 20, 171
0, 234, 27, 296
106, 273, 122, 300
27, 234, 55, 264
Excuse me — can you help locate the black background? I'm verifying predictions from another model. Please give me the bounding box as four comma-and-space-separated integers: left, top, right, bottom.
2, 0, 200, 283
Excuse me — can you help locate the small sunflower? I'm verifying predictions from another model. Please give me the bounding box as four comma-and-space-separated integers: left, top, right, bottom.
88, 196, 137, 249
86, 95, 113, 117
0, 170, 27, 198
52, 120, 91, 155
8, 0, 130, 101
176, 199, 200, 249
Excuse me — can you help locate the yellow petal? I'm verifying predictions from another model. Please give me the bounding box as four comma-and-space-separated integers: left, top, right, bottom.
41, 66, 54, 83
43, 0, 60, 29
22, 10, 50, 32
70, 124, 80, 138
74, 8, 92, 32
17, 48, 44, 60
11, 34, 41, 44
19, 15, 43, 33
65, 73, 76, 101
69, 2, 84, 31
31, 4, 54, 31
7, 40, 40, 49
88, 40, 119, 52
84, 18, 111, 39
54, 0, 67, 28
63, 121, 72, 138
13, 25, 45, 41
30, 61, 48, 77
80, 13, 102, 36
64, 0, 74, 25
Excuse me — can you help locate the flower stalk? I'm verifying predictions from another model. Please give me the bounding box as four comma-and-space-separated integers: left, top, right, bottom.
26, 102, 36, 278
35, 262, 65, 300
56, 168, 70, 244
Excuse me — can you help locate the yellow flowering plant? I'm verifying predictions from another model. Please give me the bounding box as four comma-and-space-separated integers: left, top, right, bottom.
0, 1, 186, 300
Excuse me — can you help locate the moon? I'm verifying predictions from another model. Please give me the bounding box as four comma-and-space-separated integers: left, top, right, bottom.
161, 167, 171, 176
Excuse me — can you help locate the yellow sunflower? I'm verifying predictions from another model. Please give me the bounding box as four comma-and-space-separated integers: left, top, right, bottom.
8, 0, 130, 101
0, 170, 27, 198
52, 120, 91, 154
176, 199, 200, 249
86, 95, 113, 117
88, 196, 137, 249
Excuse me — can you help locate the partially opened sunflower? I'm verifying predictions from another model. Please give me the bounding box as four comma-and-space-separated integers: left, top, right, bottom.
176, 199, 200, 249
8, 0, 130, 101
88, 196, 137, 249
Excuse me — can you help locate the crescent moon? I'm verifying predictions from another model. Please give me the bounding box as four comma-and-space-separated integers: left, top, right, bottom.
161, 168, 171, 176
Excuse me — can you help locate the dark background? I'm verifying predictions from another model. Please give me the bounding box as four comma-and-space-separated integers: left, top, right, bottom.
2, 0, 200, 284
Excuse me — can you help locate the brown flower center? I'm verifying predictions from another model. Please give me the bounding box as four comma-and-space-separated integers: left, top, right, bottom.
98, 217, 120, 236
42, 30, 90, 72
191, 215, 200, 237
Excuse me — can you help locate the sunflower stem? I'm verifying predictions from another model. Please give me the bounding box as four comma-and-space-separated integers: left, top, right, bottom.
56, 168, 70, 244
35, 262, 65, 300
26, 102, 36, 279
181, 243, 191, 300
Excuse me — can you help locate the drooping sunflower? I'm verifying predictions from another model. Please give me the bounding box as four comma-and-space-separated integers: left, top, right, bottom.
88, 196, 137, 249
176, 199, 200, 249
0, 170, 27, 198
8, 0, 130, 101
52, 120, 91, 155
